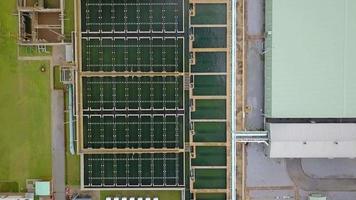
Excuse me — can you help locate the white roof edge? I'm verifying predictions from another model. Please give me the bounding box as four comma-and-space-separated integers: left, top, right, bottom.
268, 123, 356, 158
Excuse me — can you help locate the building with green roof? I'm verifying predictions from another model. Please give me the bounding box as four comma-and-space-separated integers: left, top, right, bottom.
35, 181, 51, 196
265, 0, 356, 118
264, 0, 356, 158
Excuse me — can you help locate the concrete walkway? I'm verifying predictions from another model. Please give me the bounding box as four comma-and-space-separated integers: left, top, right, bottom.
51, 85, 66, 200
245, 0, 264, 130
286, 159, 356, 191
50, 45, 67, 200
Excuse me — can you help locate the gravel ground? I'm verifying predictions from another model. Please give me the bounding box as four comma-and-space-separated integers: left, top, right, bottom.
302, 158, 356, 179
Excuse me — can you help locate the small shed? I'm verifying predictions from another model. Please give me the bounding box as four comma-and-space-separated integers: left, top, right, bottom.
309, 194, 327, 200
35, 181, 51, 196
65, 44, 74, 62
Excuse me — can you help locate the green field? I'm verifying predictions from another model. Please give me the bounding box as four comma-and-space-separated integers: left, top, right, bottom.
64, 0, 74, 41
53, 65, 64, 90
101, 190, 181, 200
0, 182, 19, 192
65, 150, 80, 186
0, 0, 52, 191
65, 143, 80, 186
65, 90, 80, 186
63, 0, 79, 186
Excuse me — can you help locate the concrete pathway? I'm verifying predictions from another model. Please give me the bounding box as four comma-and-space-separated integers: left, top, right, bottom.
49, 45, 67, 200
245, 0, 264, 130
286, 159, 356, 191
17, 56, 52, 61
52, 45, 66, 65
51, 84, 66, 200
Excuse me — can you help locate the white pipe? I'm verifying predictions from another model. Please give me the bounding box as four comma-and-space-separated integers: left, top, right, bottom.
231, 0, 237, 199
68, 84, 76, 155
236, 133, 268, 137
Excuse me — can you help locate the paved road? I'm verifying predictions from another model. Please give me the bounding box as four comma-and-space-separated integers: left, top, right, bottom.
286, 159, 356, 191
245, 0, 264, 130
52, 90, 66, 200
246, 144, 293, 187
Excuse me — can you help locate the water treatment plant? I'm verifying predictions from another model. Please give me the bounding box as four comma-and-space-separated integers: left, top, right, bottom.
0, 0, 356, 200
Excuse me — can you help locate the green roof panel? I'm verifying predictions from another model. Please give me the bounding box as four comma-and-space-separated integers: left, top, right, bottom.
265, 0, 356, 118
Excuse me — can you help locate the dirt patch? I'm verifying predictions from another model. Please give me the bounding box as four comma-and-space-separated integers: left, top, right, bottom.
38, 12, 61, 25
37, 28, 62, 43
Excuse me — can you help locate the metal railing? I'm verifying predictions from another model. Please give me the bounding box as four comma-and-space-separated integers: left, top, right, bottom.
235, 131, 269, 145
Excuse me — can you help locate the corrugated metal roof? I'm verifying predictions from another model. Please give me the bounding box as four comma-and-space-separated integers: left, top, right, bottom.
309, 197, 326, 200
268, 123, 356, 158
309, 194, 327, 200
265, 0, 356, 118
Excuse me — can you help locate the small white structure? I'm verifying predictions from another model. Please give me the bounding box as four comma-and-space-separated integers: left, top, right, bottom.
309, 194, 327, 200
137, 198, 143, 200
65, 44, 74, 62
129, 198, 135, 200
122, 197, 127, 200
145, 198, 151, 200
105, 197, 112, 200
268, 123, 356, 158
113, 197, 119, 200
153, 197, 159, 200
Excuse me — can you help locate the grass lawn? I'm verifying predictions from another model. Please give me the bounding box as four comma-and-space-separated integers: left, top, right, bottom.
64, 0, 75, 41
100, 191, 181, 200
65, 150, 80, 186
0, 182, 19, 192
63, 0, 79, 185
53, 65, 64, 90
0, 0, 52, 191
65, 89, 80, 186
